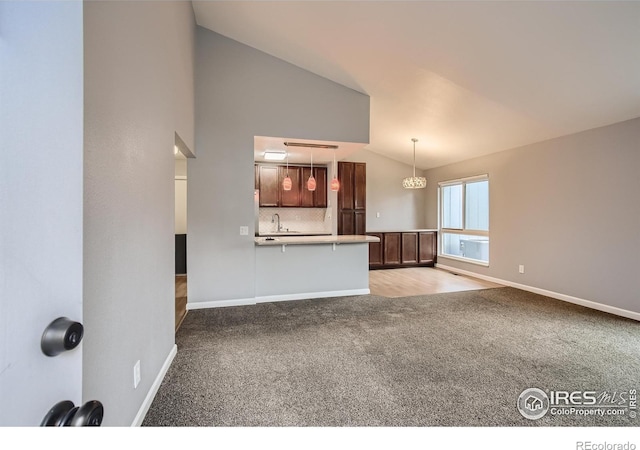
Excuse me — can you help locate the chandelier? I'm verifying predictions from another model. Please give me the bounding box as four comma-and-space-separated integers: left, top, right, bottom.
402, 138, 426, 189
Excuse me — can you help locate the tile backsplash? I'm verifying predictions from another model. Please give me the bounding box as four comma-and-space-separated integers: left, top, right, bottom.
258, 207, 331, 235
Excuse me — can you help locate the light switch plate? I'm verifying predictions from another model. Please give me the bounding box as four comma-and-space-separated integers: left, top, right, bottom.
240, 226, 249, 236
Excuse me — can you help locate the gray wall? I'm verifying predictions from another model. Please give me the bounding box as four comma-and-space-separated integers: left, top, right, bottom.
0, 1, 84, 425
346, 149, 428, 231
83, 1, 195, 426
189, 29, 369, 305
425, 117, 640, 313
255, 244, 370, 298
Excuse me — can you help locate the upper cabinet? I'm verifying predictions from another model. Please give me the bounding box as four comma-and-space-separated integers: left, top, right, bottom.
279, 166, 301, 207
300, 166, 327, 208
258, 165, 279, 207
338, 161, 366, 235
354, 162, 366, 210
256, 163, 327, 208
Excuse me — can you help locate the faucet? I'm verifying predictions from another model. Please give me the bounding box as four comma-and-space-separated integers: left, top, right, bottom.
271, 213, 282, 232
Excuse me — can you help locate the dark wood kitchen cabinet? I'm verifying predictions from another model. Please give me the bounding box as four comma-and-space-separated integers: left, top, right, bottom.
383, 232, 402, 265
278, 166, 301, 207
314, 167, 327, 207
401, 232, 419, 264
419, 231, 436, 264
354, 162, 366, 210
255, 163, 327, 208
367, 231, 437, 269
300, 166, 327, 208
355, 210, 366, 235
338, 161, 354, 209
257, 165, 279, 207
339, 210, 366, 235
339, 211, 354, 235
338, 161, 366, 235
368, 233, 384, 266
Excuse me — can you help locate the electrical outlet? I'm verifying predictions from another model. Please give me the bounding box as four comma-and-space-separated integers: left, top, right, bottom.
239, 226, 248, 236
376, 212, 381, 218
519, 265, 525, 274
133, 360, 141, 389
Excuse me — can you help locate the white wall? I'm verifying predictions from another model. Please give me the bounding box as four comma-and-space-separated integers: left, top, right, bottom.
346, 149, 428, 231
425, 117, 640, 314
189, 29, 369, 305
83, 1, 195, 426
0, 1, 84, 425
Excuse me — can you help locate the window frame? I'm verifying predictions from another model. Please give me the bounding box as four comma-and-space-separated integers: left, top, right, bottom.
438, 174, 490, 266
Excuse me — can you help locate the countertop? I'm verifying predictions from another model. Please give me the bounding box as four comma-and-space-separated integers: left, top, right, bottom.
255, 234, 380, 246
258, 231, 331, 237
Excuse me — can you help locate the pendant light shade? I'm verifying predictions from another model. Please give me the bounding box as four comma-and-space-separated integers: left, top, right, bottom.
330, 177, 340, 192
307, 176, 316, 191
330, 148, 340, 192
402, 138, 427, 189
282, 152, 292, 191
307, 153, 316, 191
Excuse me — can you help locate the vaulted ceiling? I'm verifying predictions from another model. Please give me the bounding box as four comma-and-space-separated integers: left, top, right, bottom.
193, 1, 640, 169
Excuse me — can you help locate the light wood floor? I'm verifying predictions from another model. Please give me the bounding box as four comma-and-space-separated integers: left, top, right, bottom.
175, 268, 501, 327
368, 267, 502, 298
175, 275, 187, 332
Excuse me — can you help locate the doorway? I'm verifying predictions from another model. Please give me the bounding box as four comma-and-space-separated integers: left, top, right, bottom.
174, 134, 191, 331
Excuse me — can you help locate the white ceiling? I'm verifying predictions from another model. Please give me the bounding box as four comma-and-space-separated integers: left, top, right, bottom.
193, 1, 640, 170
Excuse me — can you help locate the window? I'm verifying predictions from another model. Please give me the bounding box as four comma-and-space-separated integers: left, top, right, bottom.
439, 175, 489, 265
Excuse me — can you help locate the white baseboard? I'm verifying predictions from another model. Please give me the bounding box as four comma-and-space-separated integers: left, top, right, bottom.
187, 297, 257, 310
131, 344, 177, 427
187, 289, 370, 310
255, 288, 370, 304
435, 263, 640, 322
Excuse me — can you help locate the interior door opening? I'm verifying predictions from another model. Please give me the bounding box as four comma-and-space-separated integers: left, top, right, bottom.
174, 134, 191, 332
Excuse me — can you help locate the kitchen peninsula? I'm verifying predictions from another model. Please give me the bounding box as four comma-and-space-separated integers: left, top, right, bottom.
254, 234, 379, 301
253, 151, 376, 303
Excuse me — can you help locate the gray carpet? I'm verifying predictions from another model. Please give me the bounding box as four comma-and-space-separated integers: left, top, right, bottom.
143, 287, 640, 427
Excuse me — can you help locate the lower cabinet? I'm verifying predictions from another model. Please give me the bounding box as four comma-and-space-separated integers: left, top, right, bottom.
368, 233, 383, 266
383, 233, 401, 266
368, 231, 437, 269
339, 210, 366, 235
401, 232, 418, 264
419, 231, 436, 264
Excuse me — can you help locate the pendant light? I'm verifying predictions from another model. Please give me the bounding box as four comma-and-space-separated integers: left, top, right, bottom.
307, 152, 316, 191
402, 138, 427, 189
282, 152, 292, 191
330, 148, 340, 192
